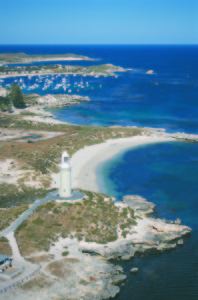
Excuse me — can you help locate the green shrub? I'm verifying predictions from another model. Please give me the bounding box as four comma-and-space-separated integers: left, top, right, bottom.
32, 217, 44, 225
75, 202, 82, 206
41, 202, 56, 210
62, 251, 69, 256
79, 279, 89, 285
20, 166, 29, 170
52, 223, 62, 227
15, 220, 28, 233
61, 202, 73, 207
53, 208, 61, 214
61, 231, 68, 238
120, 223, 126, 230
121, 230, 129, 238
120, 208, 128, 218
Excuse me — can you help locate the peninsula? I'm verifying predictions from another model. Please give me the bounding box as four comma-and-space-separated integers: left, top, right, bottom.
0, 53, 94, 64
0, 63, 128, 77
0, 85, 90, 119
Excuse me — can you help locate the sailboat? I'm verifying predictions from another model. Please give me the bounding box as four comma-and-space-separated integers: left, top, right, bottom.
80, 78, 84, 88
67, 76, 71, 87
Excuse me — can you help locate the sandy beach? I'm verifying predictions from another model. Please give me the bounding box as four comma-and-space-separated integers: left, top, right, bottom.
70, 135, 175, 193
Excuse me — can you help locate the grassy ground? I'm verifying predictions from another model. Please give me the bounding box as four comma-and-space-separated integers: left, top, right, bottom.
0, 183, 49, 208
46, 259, 77, 278
15, 191, 136, 256
27, 254, 55, 263
23, 94, 40, 106
0, 237, 12, 255
0, 204, 29, 231
19, 273, 53, 290
0, 114, 144, 164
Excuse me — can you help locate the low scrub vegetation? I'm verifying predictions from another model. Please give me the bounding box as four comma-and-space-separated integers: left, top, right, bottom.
46, 259, 74, 278
0, 237, 12, 255
0, 204, 29, 231
0, 183, 48, 208
62, 251, 69, 256
19, 273, 53, 290
15, 191, 136, 255
0, 115, 144, 209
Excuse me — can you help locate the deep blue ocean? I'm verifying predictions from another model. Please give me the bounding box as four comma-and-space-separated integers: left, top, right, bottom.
0, 45, 197, 299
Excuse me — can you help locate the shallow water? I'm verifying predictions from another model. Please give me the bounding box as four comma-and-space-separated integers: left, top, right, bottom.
24, 135, 40, 139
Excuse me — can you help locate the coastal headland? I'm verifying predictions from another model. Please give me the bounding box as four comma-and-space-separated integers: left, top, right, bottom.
0, 63, 128, 78
0, 121, 196, 299
0, 53, 95, 64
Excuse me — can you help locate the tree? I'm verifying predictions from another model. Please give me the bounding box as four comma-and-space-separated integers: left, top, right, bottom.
7, 104, 12, 113
9, 83, 25, 108
0, 103, 6, 112
0, 95, 10, 112
0, 95, 10, 105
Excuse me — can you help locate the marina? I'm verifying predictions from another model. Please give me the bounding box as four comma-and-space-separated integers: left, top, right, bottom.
0, 73, 109, 96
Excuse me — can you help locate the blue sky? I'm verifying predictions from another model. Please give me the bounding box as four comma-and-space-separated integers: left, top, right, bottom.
0, 0, 197, 44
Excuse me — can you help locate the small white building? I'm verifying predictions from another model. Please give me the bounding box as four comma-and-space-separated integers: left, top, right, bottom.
59, 151, 72, 198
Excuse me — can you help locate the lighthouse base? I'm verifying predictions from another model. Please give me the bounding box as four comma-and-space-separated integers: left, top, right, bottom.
56, 190, 85, 202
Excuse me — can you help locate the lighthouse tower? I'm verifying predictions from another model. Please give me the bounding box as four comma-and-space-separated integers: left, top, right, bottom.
59, 151, 72, 198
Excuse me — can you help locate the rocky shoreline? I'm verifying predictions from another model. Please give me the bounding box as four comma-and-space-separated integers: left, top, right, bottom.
3, 195, 191, 300
78, 195, 191, 262
0, 90, 91, 123
36, 93, 90, 109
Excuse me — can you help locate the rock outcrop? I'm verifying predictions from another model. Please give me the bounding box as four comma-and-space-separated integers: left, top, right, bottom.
79, 195, 191, 261
37, 94, 90, 108
122, 195, 155, 216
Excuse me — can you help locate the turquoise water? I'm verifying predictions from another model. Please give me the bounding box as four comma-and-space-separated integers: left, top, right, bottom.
97, 141, 198, 300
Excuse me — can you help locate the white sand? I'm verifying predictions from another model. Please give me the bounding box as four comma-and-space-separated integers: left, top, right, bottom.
0, 159, 24, 185
23, 116, 67, 124
70, 135, 174, 193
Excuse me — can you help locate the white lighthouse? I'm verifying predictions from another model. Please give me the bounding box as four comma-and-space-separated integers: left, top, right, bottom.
59, 151, 72, 198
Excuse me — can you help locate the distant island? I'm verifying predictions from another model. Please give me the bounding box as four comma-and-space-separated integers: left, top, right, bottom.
0, 63, 128, 77
0, 53, 95, 64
